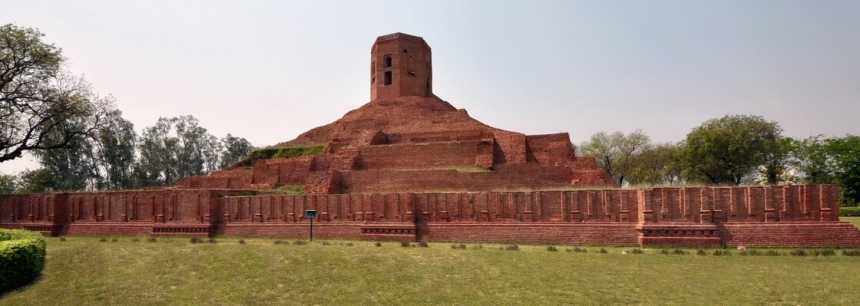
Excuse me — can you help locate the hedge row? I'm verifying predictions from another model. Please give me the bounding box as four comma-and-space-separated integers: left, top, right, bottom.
0, 229, 46, 292
841, 206, 860, 217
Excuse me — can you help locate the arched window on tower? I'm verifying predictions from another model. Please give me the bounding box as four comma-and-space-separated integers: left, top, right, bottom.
371, 60, 376, 84
383, 55, 392, 68
384, 71, 392, 85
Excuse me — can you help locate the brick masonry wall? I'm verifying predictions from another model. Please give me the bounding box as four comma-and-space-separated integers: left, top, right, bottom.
525, 133, 576, 166
340, 164, 577, 193
357, 140, 491, 170
2, 185, 859, 247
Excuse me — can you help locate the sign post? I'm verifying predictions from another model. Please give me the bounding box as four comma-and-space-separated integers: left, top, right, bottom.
304, 209, 318, 241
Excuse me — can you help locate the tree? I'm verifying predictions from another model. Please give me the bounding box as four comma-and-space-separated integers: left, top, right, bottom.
759, 137, 794, 185
824, 136, 860, 206
682, 115, 783, 185
0, 173, 16, 194
135, 115, 221, 186
219, 134, 253, 169
16, 168, 52, 193
789, 136, 836, 184
627, 143, 685, 186
1, 24, 105, 163
31, 111, 100, 191
581, 130, 650, 185
93, 108, 136, 189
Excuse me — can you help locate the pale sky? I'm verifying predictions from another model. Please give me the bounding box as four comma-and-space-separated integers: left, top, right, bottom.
2, 0, 859, 174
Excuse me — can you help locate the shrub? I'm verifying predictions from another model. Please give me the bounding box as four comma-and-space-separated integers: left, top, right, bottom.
147, 238, 157, 243
99, 238, 107, 242
273, 240, 289, 245
111, 238, 118, 243
400, 241, 410, 247
599, 248, 608, 254
790, 249, 808, 256
841, 249, 860, 256
0, 229, 47, 292
345, 242, 354, 247
321, 241, 331, 246
238, 239, 246, 245
630, 249, 645, 255
712, 249, 731, 256
672, 249, 687, 255
190, 237, 202, 244
696, 249, 707, 256
813, 249, 836, 256
765, 250, 781, 256
573, 247, 587, 253
451, 244, 466, 250
504, 244, 519, 251
660, 249, 670, 255
547, 245, 558, 252
840, 206, 860, 217
374, 242, 382, 247
293, 240, 307, 246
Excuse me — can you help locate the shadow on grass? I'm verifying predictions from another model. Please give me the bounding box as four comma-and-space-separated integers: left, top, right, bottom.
0, 274, 43, 299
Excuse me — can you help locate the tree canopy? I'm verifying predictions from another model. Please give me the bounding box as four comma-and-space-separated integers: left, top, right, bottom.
1, 24, 108, 163
581, 130, 650, 186
682, 115, 783, 185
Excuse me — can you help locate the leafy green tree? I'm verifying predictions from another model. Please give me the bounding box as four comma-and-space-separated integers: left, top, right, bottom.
1, 24, 105, 163
93, 109, 136, 189
582, 130, 650, 185
760, 137, 794, 185
825, 136, 860, 205
134, 115, 221, 186
790, 136, 836, 184
32, 115, 100, 191
0, 173, 17, 194
627, 143, 685, 185
16, 168, 53, 193
682, 115, 783, 185
219, 134, 253, 169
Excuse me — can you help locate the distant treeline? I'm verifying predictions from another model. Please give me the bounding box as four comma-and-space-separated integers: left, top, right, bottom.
0, 24, 252, 193
581, 115, 859, 206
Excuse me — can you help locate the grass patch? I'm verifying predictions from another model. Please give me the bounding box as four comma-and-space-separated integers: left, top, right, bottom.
233, 145, 325, 168
2, 238, 860, 305
842, 216, 860, 229
270, 184, 305, 196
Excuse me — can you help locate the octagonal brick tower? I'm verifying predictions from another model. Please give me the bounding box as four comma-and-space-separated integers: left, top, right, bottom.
370, 32, 432, 101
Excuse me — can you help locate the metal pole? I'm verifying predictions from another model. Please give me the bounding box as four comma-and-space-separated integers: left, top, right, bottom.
309, 217, 314, 241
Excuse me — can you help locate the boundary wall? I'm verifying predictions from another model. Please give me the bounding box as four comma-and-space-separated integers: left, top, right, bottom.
2, 185, 859, 247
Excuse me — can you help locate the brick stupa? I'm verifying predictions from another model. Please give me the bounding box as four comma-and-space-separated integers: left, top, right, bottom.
178, 33, 611, 193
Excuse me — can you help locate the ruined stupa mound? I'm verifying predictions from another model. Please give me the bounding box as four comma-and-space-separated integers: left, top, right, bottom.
178, 33, 611, 193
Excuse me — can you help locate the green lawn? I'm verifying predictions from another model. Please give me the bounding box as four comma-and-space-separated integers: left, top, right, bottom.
843, 216, 860, 229
1, 238, 859, 305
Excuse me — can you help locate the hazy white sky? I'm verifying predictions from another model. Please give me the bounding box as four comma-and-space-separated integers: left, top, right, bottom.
2, 0, 859, 174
